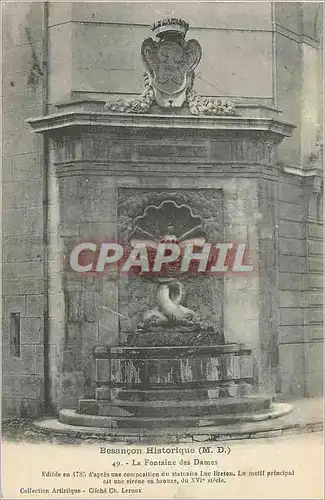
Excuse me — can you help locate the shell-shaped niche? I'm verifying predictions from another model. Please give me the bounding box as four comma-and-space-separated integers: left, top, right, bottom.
129, 200, 207, 244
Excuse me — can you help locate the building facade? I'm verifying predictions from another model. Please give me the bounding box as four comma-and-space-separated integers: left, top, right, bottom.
2, 1, 323, 419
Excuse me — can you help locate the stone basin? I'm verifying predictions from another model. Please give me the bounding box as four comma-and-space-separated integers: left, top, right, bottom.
95, 343, 254, 390
56, 343, 293, 429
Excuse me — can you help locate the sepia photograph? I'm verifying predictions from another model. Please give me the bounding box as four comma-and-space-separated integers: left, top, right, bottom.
1, 1, 324, 498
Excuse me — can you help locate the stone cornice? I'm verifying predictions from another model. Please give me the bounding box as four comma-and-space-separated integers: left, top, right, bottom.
27, 109, 295, 141
282, 164, 323, 178
275, 23, 321, 50
54, 161, 279, 181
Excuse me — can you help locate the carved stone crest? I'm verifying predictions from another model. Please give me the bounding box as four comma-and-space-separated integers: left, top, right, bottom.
104, 18, 236, 116
141, 18, 202, 108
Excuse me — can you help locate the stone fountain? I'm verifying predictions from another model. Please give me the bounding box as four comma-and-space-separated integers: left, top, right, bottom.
28, 18, 294, 436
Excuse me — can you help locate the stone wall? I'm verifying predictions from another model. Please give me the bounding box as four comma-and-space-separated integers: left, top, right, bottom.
277, 174, 307, 395
303, 173, 323, 396
2, 2, 45, 417
48, 2, 274, 105
277, 171, 323, 397
274, 3, 323, 166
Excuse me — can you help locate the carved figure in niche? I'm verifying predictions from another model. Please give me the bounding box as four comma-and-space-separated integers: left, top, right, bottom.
142, 222, 199, 327
125, 200, 224, 346
129, 201, 207, 281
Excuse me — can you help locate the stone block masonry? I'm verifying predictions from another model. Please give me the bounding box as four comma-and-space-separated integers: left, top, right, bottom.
277, 172, 323, 396
2, 1, 46, 418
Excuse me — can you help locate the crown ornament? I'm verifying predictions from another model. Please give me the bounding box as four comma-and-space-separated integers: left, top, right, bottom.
151, 18, 189, 38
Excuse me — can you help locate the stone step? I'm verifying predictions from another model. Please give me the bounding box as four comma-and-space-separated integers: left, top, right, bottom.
80, 394, 270, 417
59, 409, 116, 429
59, 402, 293, 429
78, 399, 134, 417
79, 399, 98, 415
98, 395, 272, 418
97, 382, 253, 402
35, 400, 315, 440
116, 403, 292, 428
